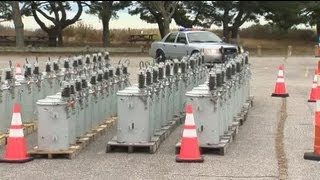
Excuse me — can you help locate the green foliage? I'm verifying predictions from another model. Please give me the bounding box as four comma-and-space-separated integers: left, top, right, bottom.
0, 1, 11, 21
300, 1, 320, 26
86, 1, 131, 20
260, 1, 305, 31
0, 2, 31, 21
173, 1, 212, 28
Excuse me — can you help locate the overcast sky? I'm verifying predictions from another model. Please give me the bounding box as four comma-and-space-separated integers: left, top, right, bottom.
0, 5, 309, 31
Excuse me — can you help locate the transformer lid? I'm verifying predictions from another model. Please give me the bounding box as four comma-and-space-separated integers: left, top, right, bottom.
46, 94, 62, 99
37, 97, 66, 105
186, 86, 211, 97
117, 85, 148, 96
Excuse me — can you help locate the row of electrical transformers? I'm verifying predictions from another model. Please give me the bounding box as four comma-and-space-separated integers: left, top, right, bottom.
110, 52, 251, 150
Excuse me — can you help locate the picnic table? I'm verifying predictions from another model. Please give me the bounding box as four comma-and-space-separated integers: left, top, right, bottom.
0, 35, 49, 46
128, 34, 157, 47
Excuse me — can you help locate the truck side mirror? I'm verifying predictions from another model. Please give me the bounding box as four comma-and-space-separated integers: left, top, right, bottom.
221, 37, 226, 42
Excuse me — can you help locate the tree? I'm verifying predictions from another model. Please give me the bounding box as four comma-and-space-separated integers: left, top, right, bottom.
172, 1, 212, 28
0, 2, 30, 47
207, 1, 261, 42
261, 1, 304, 32
86, 1, 131, 47
11, 1, 24, 47
30, 1, 83, 47
300, 1, 320, 37
129, 1, 178, 39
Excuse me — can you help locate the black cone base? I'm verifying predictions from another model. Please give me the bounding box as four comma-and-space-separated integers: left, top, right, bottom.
304, 152, 320, 161
0, 156, 34, 163
176, 155, 204, 163
271, 93, 289, 98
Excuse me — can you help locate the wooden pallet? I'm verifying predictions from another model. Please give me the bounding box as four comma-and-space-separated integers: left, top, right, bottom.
23, 121, 38, 135
107, 116, 181, 154
28, 145, 81, 159
76, 117, 117, 148
0, 134, 6, 145
28, 117, 117, 159
235, 96, 254, 126
106, 136, 161, 154
175, 138, 230, 156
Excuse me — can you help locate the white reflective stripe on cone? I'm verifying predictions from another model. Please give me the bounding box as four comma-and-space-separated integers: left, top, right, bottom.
11, 113, 22, 125
9, 128, 24, 137
185, 114, 195, 126
276, 78, 285, 83
182, 129, 197, 138
313, 83, 317, 88
278, 70, 284, 77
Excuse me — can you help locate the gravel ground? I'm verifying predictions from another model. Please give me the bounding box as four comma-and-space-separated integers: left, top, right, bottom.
0, 54, 319, 179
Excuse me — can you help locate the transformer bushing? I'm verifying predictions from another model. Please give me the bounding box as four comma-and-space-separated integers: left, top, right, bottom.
121, 60, 130, 88
216, 68, 228, 134
109, 67, 117, 117
103, 67, 111, 121
158, 63, 167, 127
172, 59, 181, 118
89, 73, 99, 129
145, 67, 156, 135
0, 68, 14, 133
40, 61, 54, 98
179, 58, 188, 114
31, 60, 42, 118
75, 78, 86, 137
82, 76, 91, 133
53, 60, 63, 93
61, 81, 76, 144
189, 57, 197, 90
68, 81, 78, 139
17, 63, 34, 123
152, 65, 162, 133
221, 64, 233, 129
96, 70, 105, 124
165, 60, 174, 124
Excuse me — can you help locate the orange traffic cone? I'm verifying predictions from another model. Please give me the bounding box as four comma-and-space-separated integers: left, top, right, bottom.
271, 65, 289, 97
304, 92, 320, 161
0, 103, 33, 163
176, 104, 203, 163
308, 70, 318, 102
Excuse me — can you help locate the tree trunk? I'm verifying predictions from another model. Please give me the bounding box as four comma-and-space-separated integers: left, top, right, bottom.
231, 28, 239, 39
102, 18, 110, 47
158, 20, 166, 39
317, 22, 320, 42
57, 31, 63, 47
47, 32, 58, 47
223, 26, 229, 43
163, 18, 170, 38
11, 1, 24, 48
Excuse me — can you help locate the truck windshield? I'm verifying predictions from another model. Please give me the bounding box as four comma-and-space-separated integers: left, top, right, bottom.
187, 32, 222, 43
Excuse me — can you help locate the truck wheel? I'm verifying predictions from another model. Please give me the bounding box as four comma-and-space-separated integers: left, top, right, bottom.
156, 50, 166, 63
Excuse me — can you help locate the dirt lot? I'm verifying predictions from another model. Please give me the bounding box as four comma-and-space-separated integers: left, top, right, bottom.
0, 54, 319, 179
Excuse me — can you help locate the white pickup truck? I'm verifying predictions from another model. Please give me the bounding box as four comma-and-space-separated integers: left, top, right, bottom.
149, 29, 245, 65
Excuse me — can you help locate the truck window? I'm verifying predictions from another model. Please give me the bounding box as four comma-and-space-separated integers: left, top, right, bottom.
164, 33, 178, 43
